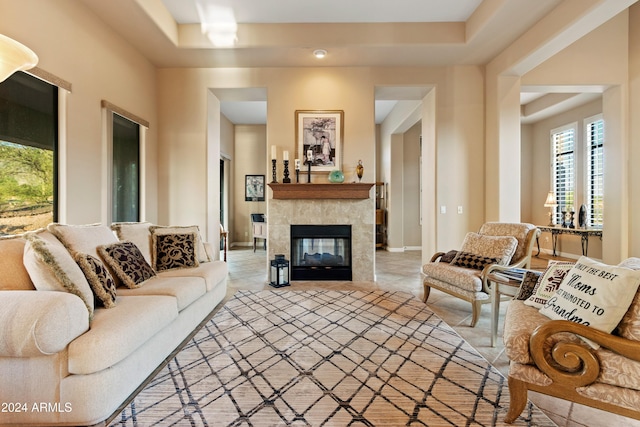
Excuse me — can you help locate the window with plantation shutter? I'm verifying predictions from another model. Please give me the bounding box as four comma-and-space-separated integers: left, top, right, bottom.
551, 124, 576, 225
586, 116, 604, 228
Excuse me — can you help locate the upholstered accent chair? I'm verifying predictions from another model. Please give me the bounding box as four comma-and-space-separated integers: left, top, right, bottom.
251, 213, 267, 252
421, 222, 539, 327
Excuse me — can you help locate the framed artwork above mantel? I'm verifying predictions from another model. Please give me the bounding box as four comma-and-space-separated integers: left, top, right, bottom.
295, 110, 343, 173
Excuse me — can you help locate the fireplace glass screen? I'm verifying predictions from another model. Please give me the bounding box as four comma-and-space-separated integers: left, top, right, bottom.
290, 225, 352, 280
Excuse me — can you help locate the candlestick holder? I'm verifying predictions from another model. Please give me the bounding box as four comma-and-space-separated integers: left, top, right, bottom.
295, 169, 300, 183
306, 159, 312, 183
282, 160, 291, 183
271, 159, 277, 183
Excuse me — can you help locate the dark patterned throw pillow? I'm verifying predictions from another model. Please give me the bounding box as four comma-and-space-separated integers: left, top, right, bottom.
451, 251, 500, 271
75, 252, 117, 308
153, 232, 198, 272
439, 250, 459, 263
514, 270, 542, 300
98, 241, 156, 288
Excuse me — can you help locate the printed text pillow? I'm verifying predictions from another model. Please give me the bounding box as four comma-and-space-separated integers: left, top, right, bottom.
539, 256, 640, 348
524, 261, 574, 308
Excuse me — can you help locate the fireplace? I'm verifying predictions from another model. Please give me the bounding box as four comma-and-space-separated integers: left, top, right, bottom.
290, 225, 352, 281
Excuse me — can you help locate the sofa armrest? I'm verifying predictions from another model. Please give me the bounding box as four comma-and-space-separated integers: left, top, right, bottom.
0, 291, 90, 357
529, 319, 640, 388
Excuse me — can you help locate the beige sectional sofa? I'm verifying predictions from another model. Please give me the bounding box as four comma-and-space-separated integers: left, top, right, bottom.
0, 222, 227, 426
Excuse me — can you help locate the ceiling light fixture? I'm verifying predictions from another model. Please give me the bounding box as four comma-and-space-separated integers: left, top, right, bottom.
313, 49, 327, 59
0, 33, 38, 83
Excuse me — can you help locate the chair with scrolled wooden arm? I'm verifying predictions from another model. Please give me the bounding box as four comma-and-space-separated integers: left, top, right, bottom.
503, 295, 640, 423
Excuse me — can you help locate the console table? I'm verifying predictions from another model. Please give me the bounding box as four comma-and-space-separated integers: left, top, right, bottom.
536, 225, 602, 257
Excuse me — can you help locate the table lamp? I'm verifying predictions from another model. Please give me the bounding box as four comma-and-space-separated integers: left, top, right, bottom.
544, 191, 557, 226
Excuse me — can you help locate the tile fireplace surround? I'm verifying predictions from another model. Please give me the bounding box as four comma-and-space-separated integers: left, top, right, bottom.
267, 184, 375, 282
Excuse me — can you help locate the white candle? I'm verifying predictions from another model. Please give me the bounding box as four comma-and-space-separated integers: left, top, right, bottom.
307, 149, 313, 161
295, 159, 300, 170
271, 145, 277, 160
283, 150, 289, 161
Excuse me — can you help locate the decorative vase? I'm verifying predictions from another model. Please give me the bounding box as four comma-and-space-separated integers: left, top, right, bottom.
328, 170, 345, 183
356, 160, 364, 182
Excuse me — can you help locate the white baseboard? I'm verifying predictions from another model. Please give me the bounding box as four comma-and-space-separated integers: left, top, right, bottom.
386, 247, 405, 253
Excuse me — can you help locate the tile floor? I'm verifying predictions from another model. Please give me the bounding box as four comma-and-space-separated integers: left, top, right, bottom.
223, 247, 640, 427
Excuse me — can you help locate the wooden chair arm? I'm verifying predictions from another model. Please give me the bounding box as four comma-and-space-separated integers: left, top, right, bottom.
429, 252, 446, 262
529, 319, 640, 388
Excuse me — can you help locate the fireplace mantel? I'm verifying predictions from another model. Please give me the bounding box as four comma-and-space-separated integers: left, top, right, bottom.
268, 183, 374, 200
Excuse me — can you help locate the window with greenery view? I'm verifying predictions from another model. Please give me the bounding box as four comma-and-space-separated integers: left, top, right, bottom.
112, 113, 140, 222
0, 72, 57, 236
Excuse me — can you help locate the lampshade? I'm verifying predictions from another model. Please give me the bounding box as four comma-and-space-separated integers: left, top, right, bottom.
543, 191, 557, 207
0, 33, 38, 83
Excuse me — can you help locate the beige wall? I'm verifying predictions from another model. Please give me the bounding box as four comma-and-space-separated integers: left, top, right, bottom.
233, 125, 267, 245
403, 121, 422, 248
1, 0, 158, 225
629, 3, 640, 256
520, 12, 629, 262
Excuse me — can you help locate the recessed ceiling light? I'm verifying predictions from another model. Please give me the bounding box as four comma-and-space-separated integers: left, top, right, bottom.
313, 49, 327, 59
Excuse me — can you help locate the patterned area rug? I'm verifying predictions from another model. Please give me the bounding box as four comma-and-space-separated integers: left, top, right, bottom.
110, 290, 555, 426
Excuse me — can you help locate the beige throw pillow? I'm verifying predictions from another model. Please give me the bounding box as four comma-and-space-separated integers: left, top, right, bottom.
458, 232, 518, 266
110, 222, 153, 264
23, 230, 94, 319
539, 256, 640, 348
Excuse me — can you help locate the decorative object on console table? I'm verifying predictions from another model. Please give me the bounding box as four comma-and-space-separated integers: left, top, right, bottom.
295, 158, 300, 183
543, 191, 557, 226
269, 254, 290, 288
568, 207, 575, 228
295, 110, 344, 173
578, 204, 587, 228
561, 209, 567, 227
245, 175, 265, 202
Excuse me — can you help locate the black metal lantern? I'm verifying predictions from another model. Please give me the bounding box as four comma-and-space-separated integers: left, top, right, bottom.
270, 254, 290, 288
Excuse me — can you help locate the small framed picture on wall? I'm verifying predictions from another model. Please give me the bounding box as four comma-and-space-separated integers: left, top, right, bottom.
245, 175, 265, 201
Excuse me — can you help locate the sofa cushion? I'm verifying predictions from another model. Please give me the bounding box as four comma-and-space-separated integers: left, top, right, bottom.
596, 348, 640, 392
98, 241, 156, 289
48, 223, 123, 287
422, 262, 483, 293
0, 236, 34, 290
150, 225, 210, 263
616, 257, 640, 341
48, 223, 118, 259
68, 295, 178, 375
524, 261, 574, 308
458, 232, 517, 266
111, 222, 153, 264
75, 253, 117, 308
539, 256, 640, 348
156, 260, 228, 292
23, 230, 94, 319
117, 275, 206, 311
152, 232, 199, 272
